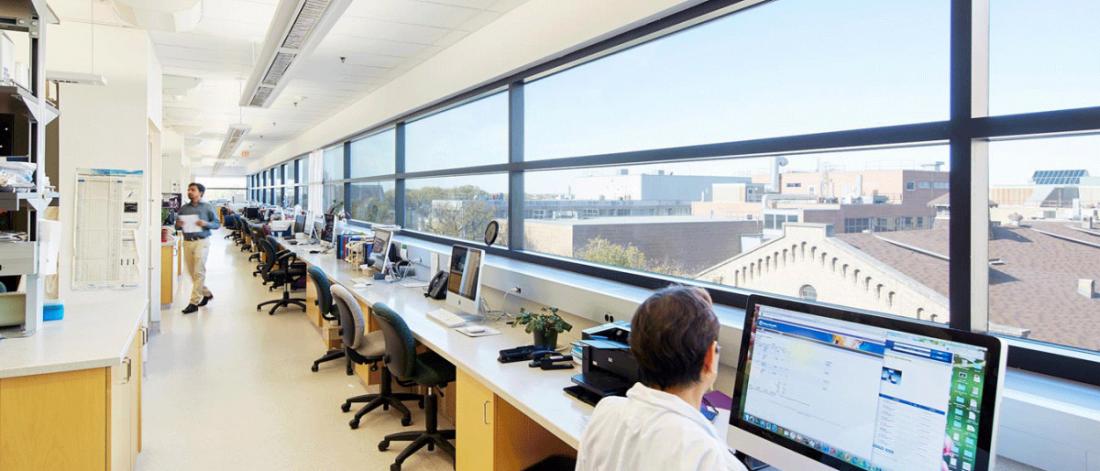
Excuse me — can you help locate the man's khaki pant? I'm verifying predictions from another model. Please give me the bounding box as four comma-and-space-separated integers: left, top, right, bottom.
183, 237, 212, 305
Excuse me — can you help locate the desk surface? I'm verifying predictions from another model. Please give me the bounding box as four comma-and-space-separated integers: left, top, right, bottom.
0, 298, 146, 379
283, 241, 593, 449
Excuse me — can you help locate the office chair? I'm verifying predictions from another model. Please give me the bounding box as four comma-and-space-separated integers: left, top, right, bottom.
256, 236, 307, 315
248, 225, 265, 264
331, 286, 422, 430
372, 302, 456, 471
308, 266, 351, 375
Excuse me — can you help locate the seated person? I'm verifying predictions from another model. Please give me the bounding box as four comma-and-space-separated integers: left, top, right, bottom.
577, 286, 746, 471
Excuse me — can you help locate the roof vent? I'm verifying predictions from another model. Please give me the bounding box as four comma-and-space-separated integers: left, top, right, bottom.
1079, 279, 1096, 299
989, 259, 1006, 266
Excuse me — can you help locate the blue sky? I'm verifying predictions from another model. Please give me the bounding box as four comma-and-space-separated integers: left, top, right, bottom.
360, 0, 1100, 195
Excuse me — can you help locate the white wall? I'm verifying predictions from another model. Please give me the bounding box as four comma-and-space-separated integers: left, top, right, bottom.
249, 0, 701, 172
47, 22, 162, 306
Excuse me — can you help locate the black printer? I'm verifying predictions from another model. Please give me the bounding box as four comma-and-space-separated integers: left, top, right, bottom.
564, 321, 639, 406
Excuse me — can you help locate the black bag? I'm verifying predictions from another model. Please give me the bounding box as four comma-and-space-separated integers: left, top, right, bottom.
425, 270, 448, 299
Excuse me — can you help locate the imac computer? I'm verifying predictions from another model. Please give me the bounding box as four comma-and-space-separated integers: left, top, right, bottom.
293, 213, 307, 234
445, 245, 483, 316
369, 228, 393, 270
729, 295, 1005, 471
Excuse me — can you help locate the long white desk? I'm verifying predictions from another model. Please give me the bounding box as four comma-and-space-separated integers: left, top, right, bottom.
283, 242, 593, 450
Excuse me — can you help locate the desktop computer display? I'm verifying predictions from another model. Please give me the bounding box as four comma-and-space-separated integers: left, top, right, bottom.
372, 228, 391, 256
243, 207, 259, 220
730, 295, 1004, 471
293, 213, 306, 234
445, 245, 483, 316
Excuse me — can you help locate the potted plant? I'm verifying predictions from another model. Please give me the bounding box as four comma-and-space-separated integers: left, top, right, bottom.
513, 306, 572, 349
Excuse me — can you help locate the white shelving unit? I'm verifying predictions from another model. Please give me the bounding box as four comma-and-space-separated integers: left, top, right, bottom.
0, 0, 58, 337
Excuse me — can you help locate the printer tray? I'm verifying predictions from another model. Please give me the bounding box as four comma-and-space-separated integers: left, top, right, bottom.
566, 371, 631, 406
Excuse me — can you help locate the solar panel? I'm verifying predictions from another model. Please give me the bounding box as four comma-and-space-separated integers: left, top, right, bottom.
1032, 169, 1089, 185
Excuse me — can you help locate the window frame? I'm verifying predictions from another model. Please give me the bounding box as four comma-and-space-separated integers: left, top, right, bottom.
248, 0, 1100, 386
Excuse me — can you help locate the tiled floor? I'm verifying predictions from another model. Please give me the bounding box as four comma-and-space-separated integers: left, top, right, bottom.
135, 232, 454, 471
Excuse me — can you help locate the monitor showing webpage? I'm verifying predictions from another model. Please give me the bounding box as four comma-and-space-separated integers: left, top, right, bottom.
737, 303, 989, 471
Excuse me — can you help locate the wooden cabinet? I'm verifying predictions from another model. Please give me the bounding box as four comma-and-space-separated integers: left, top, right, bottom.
456, 369, 495, 471
0, 326, 143, 471
456, 369, 575, 471
160, 240, 179, 305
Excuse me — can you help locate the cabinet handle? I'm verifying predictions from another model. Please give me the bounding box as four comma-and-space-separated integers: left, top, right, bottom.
141, 327, 148, 346
482, 400, 490, 425
122, 357, 132, 383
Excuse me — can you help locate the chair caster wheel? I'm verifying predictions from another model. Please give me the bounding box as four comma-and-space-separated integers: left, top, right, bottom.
390, 464, 400, 471
428, 442, 435, 451
349, 420, 359, 430
401, 416, 412, 427
383, 404, 390, 411
418, 399, 425, 409
310, 364, 319, 372
340, 403, 351, 413
378, 440, 390, 451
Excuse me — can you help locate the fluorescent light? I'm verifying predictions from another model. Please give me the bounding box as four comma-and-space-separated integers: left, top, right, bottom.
240, 0, 351, 108
45, 71, 107, 86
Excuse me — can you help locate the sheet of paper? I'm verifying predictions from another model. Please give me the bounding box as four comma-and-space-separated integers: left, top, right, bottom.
179, 214, 201, 233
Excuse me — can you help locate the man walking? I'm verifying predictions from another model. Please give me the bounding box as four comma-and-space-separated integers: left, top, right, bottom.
177, 182, 220, 314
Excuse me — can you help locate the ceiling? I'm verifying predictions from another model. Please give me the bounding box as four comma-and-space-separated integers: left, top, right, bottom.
51, 0, 528, 172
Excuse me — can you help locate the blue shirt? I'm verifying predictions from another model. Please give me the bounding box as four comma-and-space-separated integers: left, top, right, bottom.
178, 200, 221, 239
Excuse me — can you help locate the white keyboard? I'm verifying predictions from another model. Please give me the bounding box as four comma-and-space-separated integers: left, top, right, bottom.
427, 309, 466, 328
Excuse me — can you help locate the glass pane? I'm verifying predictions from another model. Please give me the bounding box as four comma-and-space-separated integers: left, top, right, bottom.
322, 183, 345, 214
987, 135, 1100, 352
405, 93, 508, 172
349, 181, 396, 224
524, 0, 949, 160
350, 129, 396, 178
405, 174, 508, 244
323, 145, 344, 182
299, 157, 310, 185
524, 146, 950, 322
990, 0, 1100, 115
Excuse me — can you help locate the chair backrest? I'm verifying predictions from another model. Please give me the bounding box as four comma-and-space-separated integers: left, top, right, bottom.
370, 303, 417, 379
330, 284, 367, 349
307, 266, 334, 320
258, 238, 279, 277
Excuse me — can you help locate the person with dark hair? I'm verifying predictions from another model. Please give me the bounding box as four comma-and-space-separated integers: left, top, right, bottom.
577, 286, 746, 471
176, 182, 220, 314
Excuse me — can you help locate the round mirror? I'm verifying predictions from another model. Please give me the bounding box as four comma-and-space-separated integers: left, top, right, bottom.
484, 220, 500, 247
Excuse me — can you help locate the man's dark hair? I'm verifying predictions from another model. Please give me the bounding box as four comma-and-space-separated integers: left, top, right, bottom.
188, 182, 205, 195
629, 285, 720, 390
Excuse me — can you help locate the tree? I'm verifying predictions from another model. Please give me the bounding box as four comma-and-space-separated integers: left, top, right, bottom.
577, 237, 647, 270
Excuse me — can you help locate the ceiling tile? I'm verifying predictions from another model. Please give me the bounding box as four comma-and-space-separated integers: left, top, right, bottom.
344, 0, 481, 29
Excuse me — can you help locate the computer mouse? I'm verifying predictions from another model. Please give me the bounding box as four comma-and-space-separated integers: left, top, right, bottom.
465, 326, 486, 334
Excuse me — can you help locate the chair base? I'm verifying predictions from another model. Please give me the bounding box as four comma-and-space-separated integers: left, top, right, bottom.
311, 349, 350, 374
378, 386, 454, 471
342, 367, 423, 429
257, 290, 306, 315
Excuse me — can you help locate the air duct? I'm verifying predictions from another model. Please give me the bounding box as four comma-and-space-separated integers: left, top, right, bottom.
240, 0, 351, 108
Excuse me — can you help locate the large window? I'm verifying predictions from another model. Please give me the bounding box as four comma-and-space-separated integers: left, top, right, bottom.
276, 0, 1100, 389
524, 0, 948, 160
405, 93, 508, 172
349, 181, 396, 225
524, 147, 950, 324
405, 174, 508, 243
350, 129, 395, 178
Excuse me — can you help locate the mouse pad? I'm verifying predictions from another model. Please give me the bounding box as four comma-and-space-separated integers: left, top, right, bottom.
455, 326, 501, 337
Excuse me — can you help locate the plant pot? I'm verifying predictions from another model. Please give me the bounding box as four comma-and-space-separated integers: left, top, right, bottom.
533, 329, 558, 350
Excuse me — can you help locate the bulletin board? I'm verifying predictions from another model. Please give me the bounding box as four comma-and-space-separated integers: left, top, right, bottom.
72, 168, 145, 290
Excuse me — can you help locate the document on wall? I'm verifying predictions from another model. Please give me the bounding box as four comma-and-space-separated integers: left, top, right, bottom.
178, 214, 201, 234
72, 168, 145, 290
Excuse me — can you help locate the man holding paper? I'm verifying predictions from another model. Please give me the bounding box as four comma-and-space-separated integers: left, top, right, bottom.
176, 182, 220, 314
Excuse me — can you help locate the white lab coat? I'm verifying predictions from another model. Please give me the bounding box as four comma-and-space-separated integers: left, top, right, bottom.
576, 383, 748, 471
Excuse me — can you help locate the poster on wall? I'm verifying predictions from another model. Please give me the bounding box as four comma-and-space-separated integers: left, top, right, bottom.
72, 168, 145, 290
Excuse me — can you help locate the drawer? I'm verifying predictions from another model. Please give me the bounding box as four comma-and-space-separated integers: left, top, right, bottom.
0, 241, 36, 276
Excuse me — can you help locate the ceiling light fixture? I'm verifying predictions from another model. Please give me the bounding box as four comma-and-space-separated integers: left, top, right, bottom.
240, 0, 352, 108
212, 124, 250, 174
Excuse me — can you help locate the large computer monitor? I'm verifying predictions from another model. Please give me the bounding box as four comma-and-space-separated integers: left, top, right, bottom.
445, 245, 483, 316
372, 228, 391, 256
729, 295, 1005, 471
243, 207, 259, 220
293, 213, 306, 234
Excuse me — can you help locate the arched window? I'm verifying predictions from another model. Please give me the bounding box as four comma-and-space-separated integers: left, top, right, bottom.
799, 285, 817, 301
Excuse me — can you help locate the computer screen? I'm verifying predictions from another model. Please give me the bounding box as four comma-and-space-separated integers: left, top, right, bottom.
244, 207, 259, 220
294, 214, 306, 234
372, 229, 391, 255
730, 295, 1004, 471
446, 245, 483, 313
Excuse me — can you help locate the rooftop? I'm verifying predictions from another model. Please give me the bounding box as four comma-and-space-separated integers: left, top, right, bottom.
525, 215, 759, 226
836, 221, 1100, 350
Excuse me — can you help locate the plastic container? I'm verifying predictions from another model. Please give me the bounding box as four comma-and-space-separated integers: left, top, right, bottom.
43, 300, 64, 321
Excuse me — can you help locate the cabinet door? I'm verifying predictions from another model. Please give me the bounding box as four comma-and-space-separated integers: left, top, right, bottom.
456, 369, 494, 471
110, 357, 133, 471
129, 328, 143, 464
0, 368, 108, 471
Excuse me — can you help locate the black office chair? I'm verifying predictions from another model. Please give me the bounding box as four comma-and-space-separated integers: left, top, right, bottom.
372, 302, 456, 471
331, 286, 422, 430
256, 236, 307, 315
248, 225, 265, 264
308, 266, 351, 375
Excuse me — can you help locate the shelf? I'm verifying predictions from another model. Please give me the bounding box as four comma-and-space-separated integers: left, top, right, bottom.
0, 191, 56, 211
0, 0, 55, 34
0, 83, 58, 124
